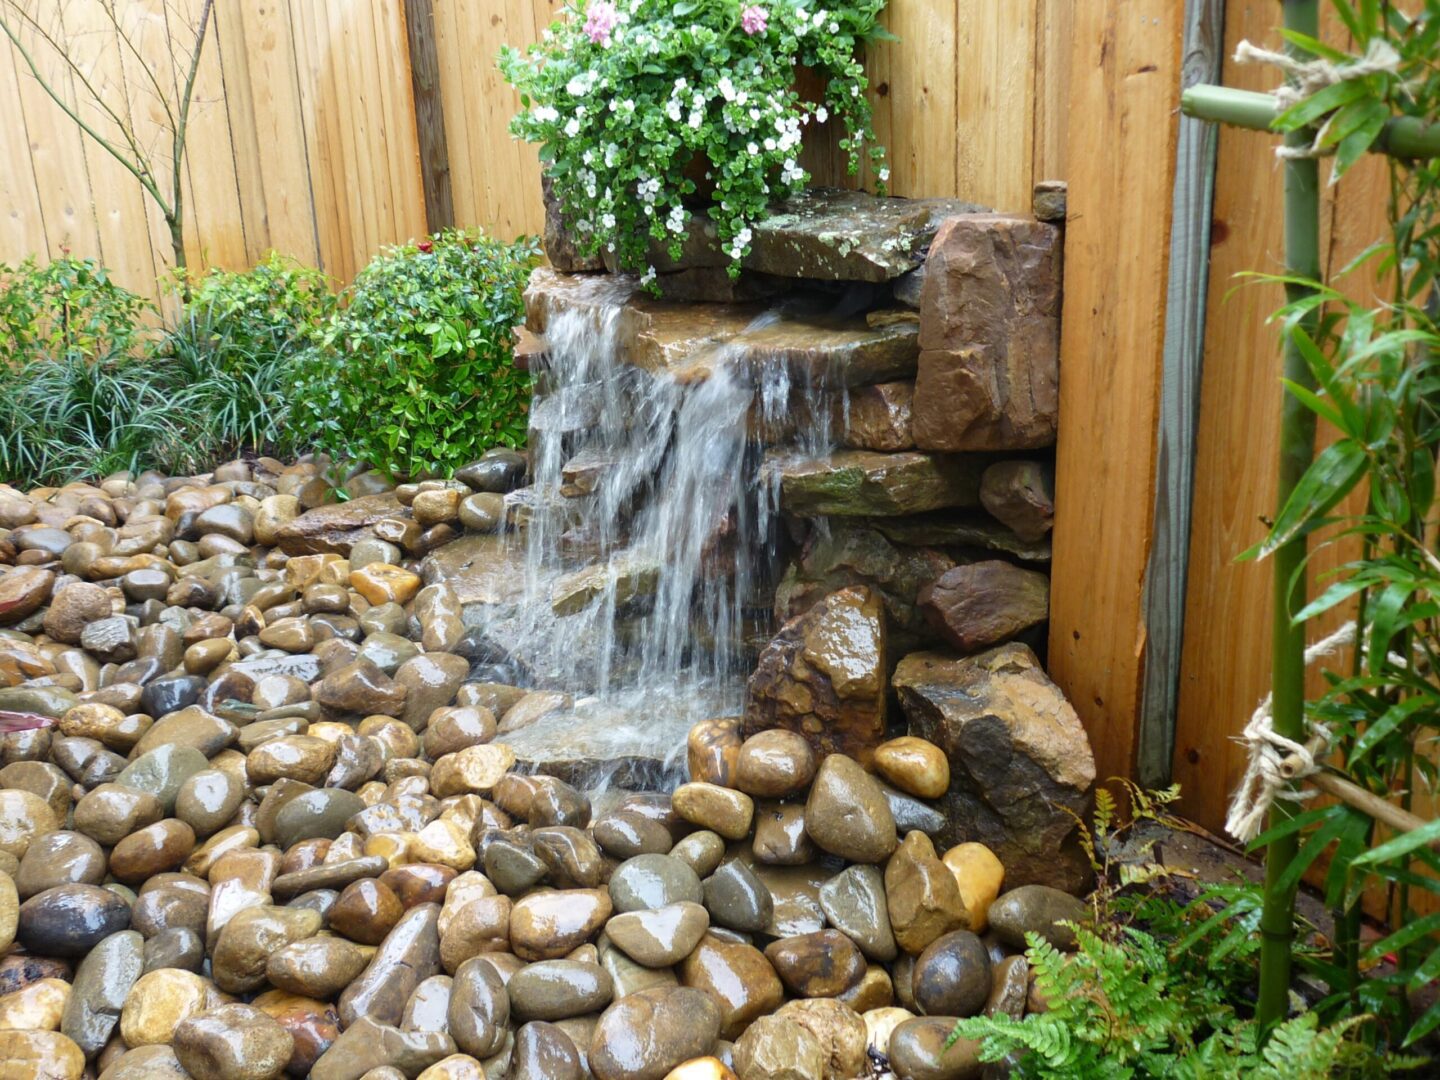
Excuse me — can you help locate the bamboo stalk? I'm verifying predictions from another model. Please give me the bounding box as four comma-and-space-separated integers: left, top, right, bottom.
1255, 0, 1323, 1037
1309, 771, 1435, 842
1181, 84, 1440, 159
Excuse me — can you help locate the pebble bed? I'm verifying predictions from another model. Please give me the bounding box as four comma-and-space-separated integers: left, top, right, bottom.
0, 457, 1088, 1080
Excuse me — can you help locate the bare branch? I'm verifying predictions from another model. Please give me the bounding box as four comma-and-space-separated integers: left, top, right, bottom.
98, 0, 176, 130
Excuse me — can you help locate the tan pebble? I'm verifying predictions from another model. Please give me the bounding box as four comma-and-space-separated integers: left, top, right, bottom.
941, 843, 1005, 934
873, 736, 950, 800
350, 563, 422, 606
664, 1058, 738, 1080
0, 976, 69, 1030
671, 783, 753, 841
0, 1029, 84, 1078
416, 1053, 486, 1079
119, 969, 214, 1046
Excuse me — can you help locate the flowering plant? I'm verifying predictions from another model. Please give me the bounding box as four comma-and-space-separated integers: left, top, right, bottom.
500, 0, 891, 283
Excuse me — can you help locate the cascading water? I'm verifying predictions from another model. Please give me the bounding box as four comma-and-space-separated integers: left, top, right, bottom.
479, 278, 844, 789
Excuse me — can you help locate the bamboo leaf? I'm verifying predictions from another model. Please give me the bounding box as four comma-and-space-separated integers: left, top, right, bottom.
1350, 817, 1440, 871
1277, 807, 1357, 894
1275, 79, 1368, 131
1257, 440, 1369, 558
1349, 696, 1433, 766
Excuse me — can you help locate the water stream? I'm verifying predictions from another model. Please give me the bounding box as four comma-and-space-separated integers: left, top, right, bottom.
483, 282, 843, 787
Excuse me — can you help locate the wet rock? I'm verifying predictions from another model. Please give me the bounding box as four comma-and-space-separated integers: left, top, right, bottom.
819, 864, 897, 962
316, 658, 408, 717
671, 783, 754, 841
212, 905, 322, 993
588, 986, 722, 1080
266, 936, 372, 999
609, 855, 703, 914
895, 645, 1095, 891
174, 1003, 294, 1080
79, 616, 136, 663
774, 451, 983, 518
512, 1020, 583, 1080
839, 380, 915, 452
775, 998, 868, 1080
0, 789, 58, 859
751, 803, 815, 866
329, 878, 404, 945
593, 810, 674, 859
686, 718, 742, 787
915, 215, 1061, 452
274, 788, 365, 850
804, 754, 896, 863
985, 954, 1028, 1019
43, 582, 111, 645
979, 460, 1053, 542
607, 902, 709, 967
403, 974, 453, 1032
0, 567, 53, 625
941, 844, 1005, 934
144, 926, 205, 973
765, 930, 866, 998
886, 1016, 983, 1080
988, 885, 1088, 951
273, 495, 407, 557
732, 1014, 824, 1080
680, 935, 783, 1040
15, 831, 106, 898
0, 1030, 85, 1079
251, 989, 342, 1075
109, 819, 195, 884
913, 931, 991, 1018
508, 959, 613, 1021
483, 841, 547, 896
0, 975, 68, 1031
118, 968, 215, 1046
918, 562, 1049, 653
18, 884, 130, 956
733, 730, 816, 799
394, 653, 468, 730
114, 745, 209, 813
447, 956, 509, 1058
885, 832, 968, 956
311, 1015, 456, 1080
247, 734, 336, 786
340, 903, 442, 1027
745, 587, 887, 761
702, 860, 773, 934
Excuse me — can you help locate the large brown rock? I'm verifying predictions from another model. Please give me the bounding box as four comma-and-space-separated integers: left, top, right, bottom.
774, 523, 953, 656
893, 644, 1095, 893
917, 561, 1050, 653
979, 460, 1054, 542
744, 586, 886, 761
914, 215, 1061, 451
273, 495, 408, 556
837, 381, 914, 451
542, 175, 605, 272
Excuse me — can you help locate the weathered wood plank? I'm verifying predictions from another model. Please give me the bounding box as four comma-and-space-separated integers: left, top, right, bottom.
402, 0, 453, 233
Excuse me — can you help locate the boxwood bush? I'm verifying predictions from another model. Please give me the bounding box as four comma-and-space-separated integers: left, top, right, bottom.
292, 229, 540, 480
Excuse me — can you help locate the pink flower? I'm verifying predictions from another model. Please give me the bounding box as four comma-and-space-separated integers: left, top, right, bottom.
740, 5, 768, 35
584, 0, 619, 45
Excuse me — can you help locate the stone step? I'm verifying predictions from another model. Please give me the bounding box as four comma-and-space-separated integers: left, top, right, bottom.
524, 268, 919, 387
769, 450, 985, 517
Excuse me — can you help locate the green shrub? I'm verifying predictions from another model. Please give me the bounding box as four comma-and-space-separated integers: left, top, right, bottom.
157, 255, 336, 470
0, 255, 150, 365
292, 229, 539, 479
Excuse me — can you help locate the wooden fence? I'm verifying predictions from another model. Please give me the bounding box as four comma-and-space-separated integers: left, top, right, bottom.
1, 0, 1411, 850
0, 0, 1071, 304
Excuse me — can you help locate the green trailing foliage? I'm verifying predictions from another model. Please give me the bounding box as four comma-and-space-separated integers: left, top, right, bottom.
0, 255, 149, 365
290, 230, 540, 481
948, 784, 1422, 1078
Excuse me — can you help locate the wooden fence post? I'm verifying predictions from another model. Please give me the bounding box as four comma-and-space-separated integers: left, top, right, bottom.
403, 0, 454, 234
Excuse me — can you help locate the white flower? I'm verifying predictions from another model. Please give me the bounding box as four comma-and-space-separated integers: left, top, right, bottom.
566, 75, 588, 96
815, 106, 828, 123
688, 110, 703, 129
601, 212, 617, 229
564, 118, 582, 137
879, 167, 891, 182
813, 10, 826, 25
532, 105, 559, 123
640, 266, 656, 286
666, 100, 683, 121
747, 142, 759, 155
830, 21, 839, 33
749, 107, 761, 121
763, 137, 776, 151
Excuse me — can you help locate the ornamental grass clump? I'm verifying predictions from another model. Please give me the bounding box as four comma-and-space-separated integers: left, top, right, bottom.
500, 0, 891, 283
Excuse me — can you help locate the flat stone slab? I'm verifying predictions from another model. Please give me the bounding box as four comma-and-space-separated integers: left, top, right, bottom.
501, 695, 700, 791
771, 450, 984, 517
525, 269, 919, 387
272, 494, 407, 556
418, 534, 527, 612
870, 511, 1052, 562
607, 188, 989, 282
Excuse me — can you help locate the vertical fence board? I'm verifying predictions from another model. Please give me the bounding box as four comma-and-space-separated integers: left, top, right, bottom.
955, 1, 1036, 212
1047, 0, 1183, 786
0, 39, 48, 260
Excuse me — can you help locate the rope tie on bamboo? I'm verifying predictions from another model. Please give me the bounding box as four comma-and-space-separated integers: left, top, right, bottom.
1224, 621, 1357, 844
1232, 38, 1403, 164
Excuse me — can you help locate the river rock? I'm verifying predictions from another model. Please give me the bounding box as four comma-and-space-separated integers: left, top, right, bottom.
508, 959, 612, 1021
941, 844, 1005, 934
0, 1029, 85, 1079
119, 968, 215, 1046
339, 903, 441, 1027
988, 884, 1088, 951
895, 644, 1095, 891
733, 730, 816, 799
606, 902, 709, 967
775, 998, 868, 1080
115, 745, 209, 813
671, 783, 753, 841
174, 1003, 294, 1080
311, 1015, 456, 1080
18, 884, 130, 956
512, 1020, 583, 1080
679, 935, 783, 1040
0, 789, 57, 859
609, 855, 702, 914
686, 718, 742, 787
266, 936, 371, 999
447, 956, 509, 1058
804, 754, 896, 863
819, 864, 896, 962
0, 567, 53, 625
885, 832, 968, 955
273, 495, 406, 556
329, 879, 403, 945
732, 1014, 824, 1080
15, 831, 106, 898
744, 586, 887, 762
42, 582, 111, 645
702, 860, 772, 934
886, 1016, 983, 1080
61, 929, 143, 1054
589, 986, 722, 1080
764, 930, 865, 998
0, 975, 68, 1030
913, 931, 991, 1018
213, 904, 321, 993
